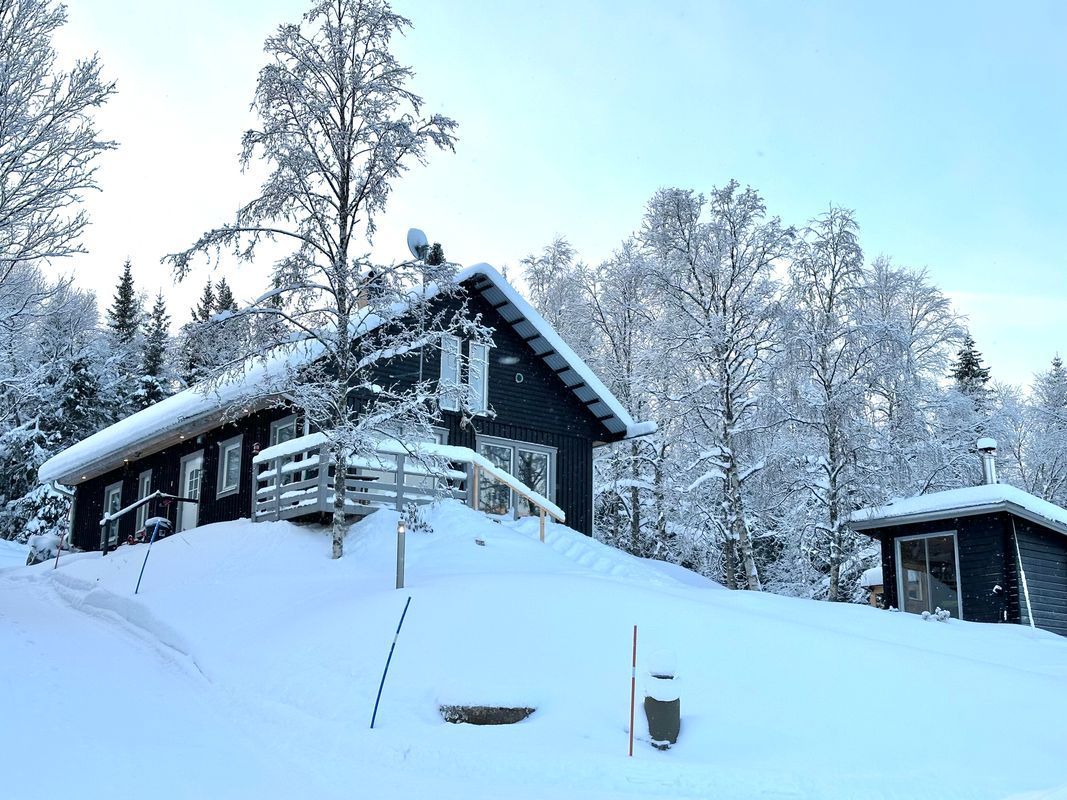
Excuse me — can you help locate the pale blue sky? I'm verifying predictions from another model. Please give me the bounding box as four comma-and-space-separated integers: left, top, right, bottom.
56, 0, 1066, 386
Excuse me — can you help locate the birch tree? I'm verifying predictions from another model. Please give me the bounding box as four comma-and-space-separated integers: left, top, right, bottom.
165, 0, 467, 559
0, 0, 115, 279
643, 182, 792, 590
785, 207, 873, 601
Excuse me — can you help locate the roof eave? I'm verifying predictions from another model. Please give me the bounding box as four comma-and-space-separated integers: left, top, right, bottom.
851, 500, 1067, 538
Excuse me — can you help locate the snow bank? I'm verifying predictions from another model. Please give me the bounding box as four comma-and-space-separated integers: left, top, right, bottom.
3, 500, 1066, 800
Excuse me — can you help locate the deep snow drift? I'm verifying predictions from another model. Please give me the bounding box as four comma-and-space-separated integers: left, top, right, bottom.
2, 502, 1066, 800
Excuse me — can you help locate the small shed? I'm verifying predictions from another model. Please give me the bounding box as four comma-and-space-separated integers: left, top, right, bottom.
851, 483, 1067, 637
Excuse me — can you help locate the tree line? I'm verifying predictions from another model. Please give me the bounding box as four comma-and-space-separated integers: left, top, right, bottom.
518, 184, 1066, 600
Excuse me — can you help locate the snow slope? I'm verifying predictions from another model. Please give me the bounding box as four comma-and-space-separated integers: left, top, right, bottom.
2, 502, 1066, 799
0, 538, 28, 571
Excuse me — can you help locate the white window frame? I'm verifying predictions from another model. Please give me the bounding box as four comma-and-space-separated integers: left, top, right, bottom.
270, 414, 298, 446
894, 530, 963, 618
467, 342, 490, 414
134, 470, 152, 531
216, 434, 243, 498
475, 435, 556, 516
103, 481, 123, 547
440, 334, 461, 412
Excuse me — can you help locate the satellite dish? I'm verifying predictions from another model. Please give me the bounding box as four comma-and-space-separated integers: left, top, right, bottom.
406, 228, 429, 260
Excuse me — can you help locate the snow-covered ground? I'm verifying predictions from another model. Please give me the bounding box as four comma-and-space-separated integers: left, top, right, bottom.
0, 538, 28, 571
2, 502, 1066, 799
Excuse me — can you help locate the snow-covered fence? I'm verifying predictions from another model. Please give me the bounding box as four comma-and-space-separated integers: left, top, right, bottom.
252, 434, 565, 535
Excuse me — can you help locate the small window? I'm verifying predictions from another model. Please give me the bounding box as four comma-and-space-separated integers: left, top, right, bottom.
103, 482, 123, 547
467, 342, 489, 414
270, 415, 298, 446
135, 470, 152, 531
217, 435, 243, 497
440, 334, 461, 412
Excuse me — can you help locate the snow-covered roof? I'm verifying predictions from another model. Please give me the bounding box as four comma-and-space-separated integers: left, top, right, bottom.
39, 264, 652, 485
859, 566, 883, 588
850, 484, 1067, 538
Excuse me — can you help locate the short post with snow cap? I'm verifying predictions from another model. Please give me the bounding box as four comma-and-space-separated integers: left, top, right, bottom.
644, 650, 681, 750
395, 518, 406, 589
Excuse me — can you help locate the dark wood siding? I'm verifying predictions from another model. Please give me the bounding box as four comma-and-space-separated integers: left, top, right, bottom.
70, 407, 296, 550
1012, 517, 1067, 636
365, 291, 609, 534
70, 283, 616, 547
873, 513, 1011, 624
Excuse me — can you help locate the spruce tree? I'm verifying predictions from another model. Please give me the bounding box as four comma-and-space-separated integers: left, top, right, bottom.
215, 277, 238, 313
106, 259, 141, 343
194, 279, 216, 322
950, 334, 992, 396
134, 292, 172, 408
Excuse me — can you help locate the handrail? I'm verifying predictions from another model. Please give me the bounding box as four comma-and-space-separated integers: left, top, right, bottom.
99, 490, 199, 556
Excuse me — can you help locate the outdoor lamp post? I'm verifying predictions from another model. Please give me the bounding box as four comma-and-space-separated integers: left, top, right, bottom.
396, 519, 407, 589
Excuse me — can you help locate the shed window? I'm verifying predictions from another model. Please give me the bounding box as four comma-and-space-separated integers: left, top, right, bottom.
895, 531, 961, 619
217, 435, 243, 497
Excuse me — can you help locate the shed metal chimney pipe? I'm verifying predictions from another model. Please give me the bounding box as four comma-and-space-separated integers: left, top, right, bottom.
977, 437, 998, 485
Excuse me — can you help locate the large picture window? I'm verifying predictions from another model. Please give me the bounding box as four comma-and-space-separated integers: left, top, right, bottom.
895, 531, 961, 618
439, 334, 461, 412
476, 436, 555, 517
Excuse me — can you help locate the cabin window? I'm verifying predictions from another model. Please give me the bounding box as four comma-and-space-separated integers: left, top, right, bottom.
440, 334, 461, 411
135, 470, 152, 531
895, 531, 961, 619
217, 435, 243, 498
270, 415, 298, 446
103, 482, 123, 547
467, 342, 489, 414
475, 436, 555, 517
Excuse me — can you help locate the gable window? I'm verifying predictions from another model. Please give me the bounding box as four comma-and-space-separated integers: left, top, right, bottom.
468, 342, 489, 414
135, 470, 152, 532
439, 334, 461, 411
475, 436, 555, 517
103, 481, 123, 548
217, 434, 243, 498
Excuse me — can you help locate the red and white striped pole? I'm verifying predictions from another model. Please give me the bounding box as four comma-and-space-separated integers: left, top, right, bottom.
628, 624, 637, 757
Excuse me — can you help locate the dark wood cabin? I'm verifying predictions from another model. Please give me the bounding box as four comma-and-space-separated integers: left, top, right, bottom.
852, 485, 1067, 637
38, 266, 651, 551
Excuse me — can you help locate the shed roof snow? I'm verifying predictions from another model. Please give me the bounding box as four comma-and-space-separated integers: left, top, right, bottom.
850, 484, 1067, 538
39, 264, 654, 486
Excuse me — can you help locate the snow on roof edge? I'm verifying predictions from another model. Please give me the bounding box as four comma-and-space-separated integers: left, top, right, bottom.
850, 484, 1067, 537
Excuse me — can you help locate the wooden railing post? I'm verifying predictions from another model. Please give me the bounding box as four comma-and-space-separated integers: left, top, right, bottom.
318, 445, 330, 515
273, 456, 282, 521
539, 509, 546, 543
471, 465, 480, 511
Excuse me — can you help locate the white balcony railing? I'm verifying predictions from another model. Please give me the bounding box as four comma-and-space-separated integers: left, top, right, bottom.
252, 433, 564, 540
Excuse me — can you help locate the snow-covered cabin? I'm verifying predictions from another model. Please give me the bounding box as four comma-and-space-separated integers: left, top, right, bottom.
851, 442, 1067, 636
38, 265, 653, 551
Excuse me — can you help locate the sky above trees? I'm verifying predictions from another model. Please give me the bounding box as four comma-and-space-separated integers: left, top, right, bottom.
51, 0, 1067, 387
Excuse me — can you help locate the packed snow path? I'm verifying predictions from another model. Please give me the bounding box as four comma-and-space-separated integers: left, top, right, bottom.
2, 502, 1066, 799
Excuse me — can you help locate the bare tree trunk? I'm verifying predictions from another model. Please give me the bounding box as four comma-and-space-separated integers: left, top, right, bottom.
826, 422, 843, 601
331, 449, 346, 559
725, 461, 762, 591
722, 535, 739, 590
